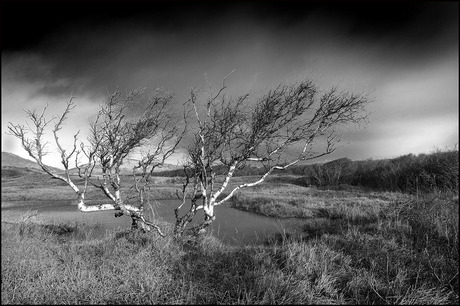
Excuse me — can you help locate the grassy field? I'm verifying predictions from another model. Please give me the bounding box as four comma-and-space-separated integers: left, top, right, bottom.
229, 183, 404, 219
1, 171, 459, 304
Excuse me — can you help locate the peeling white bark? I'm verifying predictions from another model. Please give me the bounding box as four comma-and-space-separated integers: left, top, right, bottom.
203, 204, 214, 217
77, 201, 117, 212
210, 162, 237, 203
115, 190, 121, 201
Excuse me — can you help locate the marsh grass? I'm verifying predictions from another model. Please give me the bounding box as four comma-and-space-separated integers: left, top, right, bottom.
230, 184, 396, 221
230, 185, 459, 304
2, 220, 181, 304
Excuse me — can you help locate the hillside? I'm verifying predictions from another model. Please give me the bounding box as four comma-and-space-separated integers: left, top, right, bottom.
68, 160, 182, 175
2, 152, 182, 175
1, 152, 62, 173
2, 152, 41, 169
109, 158, 182, 173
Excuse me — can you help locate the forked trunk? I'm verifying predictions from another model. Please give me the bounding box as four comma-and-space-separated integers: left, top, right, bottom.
174, 202, 216, 237
174, 210, 197, 237
191, 203, 215, 235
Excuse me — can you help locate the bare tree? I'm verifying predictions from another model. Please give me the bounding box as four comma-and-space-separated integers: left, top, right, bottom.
174, 75, 370, 235
311, 163, 325, 186
8, 88, 185, 236
312, 157, 354, 186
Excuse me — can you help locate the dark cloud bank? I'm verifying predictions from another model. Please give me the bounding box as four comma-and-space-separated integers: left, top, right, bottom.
2, 0, 456, 95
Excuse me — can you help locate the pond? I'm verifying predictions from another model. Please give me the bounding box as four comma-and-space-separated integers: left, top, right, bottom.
2, 199, 305, 245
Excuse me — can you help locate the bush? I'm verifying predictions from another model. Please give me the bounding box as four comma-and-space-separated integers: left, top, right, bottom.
309, 148, 459, 194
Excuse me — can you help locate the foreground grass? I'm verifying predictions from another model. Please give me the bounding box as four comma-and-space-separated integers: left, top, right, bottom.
2, 190, 458, 305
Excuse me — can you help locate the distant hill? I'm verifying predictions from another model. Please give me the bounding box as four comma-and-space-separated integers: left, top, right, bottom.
68, 158, 182, 175
2, 152, 182, 176
118, 158, 182, 172
1, 152, 62, 173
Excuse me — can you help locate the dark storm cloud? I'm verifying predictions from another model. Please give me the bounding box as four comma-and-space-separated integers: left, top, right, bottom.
2, 1, 457, 72
3, 1, 457, 94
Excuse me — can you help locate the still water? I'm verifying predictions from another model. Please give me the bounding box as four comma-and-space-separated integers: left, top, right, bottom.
2, 199, 305, 245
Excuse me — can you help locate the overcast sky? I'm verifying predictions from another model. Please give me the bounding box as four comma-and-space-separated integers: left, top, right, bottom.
1, 0, 458, 169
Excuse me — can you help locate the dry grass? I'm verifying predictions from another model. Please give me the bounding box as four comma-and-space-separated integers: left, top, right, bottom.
230, 184, 400, 220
